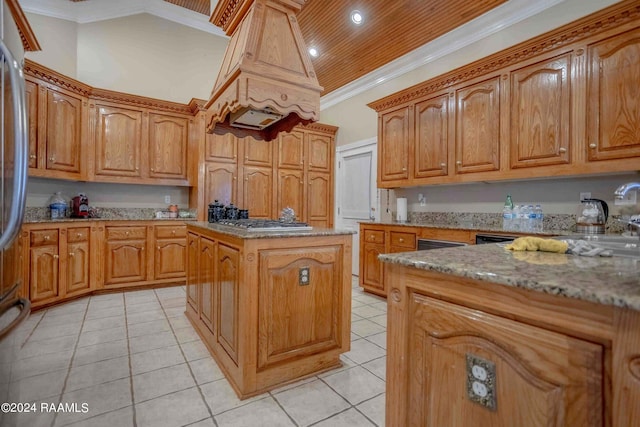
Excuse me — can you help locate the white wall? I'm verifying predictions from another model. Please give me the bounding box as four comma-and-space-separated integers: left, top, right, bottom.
24, 13, 78, 77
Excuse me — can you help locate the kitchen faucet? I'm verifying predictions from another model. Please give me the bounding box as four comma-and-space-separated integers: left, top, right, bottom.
614, 182, 640, 199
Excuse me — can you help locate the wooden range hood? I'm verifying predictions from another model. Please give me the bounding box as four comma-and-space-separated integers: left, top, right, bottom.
205, 0, 322, 141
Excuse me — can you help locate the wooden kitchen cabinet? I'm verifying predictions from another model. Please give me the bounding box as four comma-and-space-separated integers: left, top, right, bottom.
378, 106, 410, 183
404, 292, 602, 426
361, 241, 385, 294
65, 226, 91, 297
153, 224, 187, 280
307, 132, 332, 172
186, 232, 200, 313
217, 242, 240, 364
199, 236, 216, 336
276, 130, 305, 169
26, 76, 87, 180
510, 53, 572, 169
368, 2, 640, 187
586, 26, 640, 162
414, 93, 449, 178
204, 162, 238, 206
205, 131, 237, 163
241, 166, 273, 219
276, 169, 304, 220
93, 103, 143, 179
148, 113, 189, 180
104, 225, 148, 286
242, 136, 272, 167
454, 76, 501, 175
28, 229, 60, 305
306, 172, 332, 228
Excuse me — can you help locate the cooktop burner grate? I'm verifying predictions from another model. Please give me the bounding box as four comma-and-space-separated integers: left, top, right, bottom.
216, 219, 312, 231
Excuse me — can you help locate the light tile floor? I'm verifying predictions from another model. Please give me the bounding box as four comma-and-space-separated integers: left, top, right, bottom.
3, 277, 387, 427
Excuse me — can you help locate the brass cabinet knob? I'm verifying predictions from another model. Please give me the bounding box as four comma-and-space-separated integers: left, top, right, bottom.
44, 235, 50, 240
125, 231, 130, 235
399, 238, 404, 242
69, 252, 74, 257
157, 246, 160, 250
49, 156, 55, 162
172, 230, 176, 235
589, 143, 597, 149
559, 147, 567, 153
456, 160, 462, 165
77, 233, 82, 238
135, 167, 139, 171
29, 154, 36, 159
150, 168, 155, 172
402, 167, 407, 171
53, 254, 59, 259
440, 163, 446, 168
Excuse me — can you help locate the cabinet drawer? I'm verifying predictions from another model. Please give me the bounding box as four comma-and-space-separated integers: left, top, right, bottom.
67, 227, 90, 243
30, 230, 59, 246
420, 228, 472, 244
363, 230, 385, 244
155, 225, 187, 239
390, 231, 416, 249
106, 226, 147, 241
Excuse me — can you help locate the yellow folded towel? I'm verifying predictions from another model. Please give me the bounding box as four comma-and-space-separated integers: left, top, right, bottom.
505, 236, 568, 253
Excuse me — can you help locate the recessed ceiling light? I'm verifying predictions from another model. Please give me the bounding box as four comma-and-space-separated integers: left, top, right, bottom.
351, 10, 363, 25
309, 47, 318, 57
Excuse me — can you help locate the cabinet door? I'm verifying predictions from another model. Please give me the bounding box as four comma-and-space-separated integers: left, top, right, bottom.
186, 233, 199, 312
242, 166, 273, 219
105, 240, 147, 285
258, 245, 343, 369
275, 169, 304, 221
277, 130, 304, 170
154, 239, 186, 280
217, 243, 239, 364
25, 80, 38, 169
455, 77, 501, 174
204, 162, 238, 206
45, 87, 82, 174
360, 243, 384, 293
205, 132, 237, 163
306, 172, 332, 228
95, 105, 143, 177
148, 113, 188, 180
307, 132, 332, 172
587, 28, 640, 161
66, 240, 90, 296
510, 53, 571, 168
199, 236, 216, 335
379, 106, 410, 182
407, 295, 603, 426
414, 94, 449, 178
242, 136, 272, 167
29, 245, 59, 303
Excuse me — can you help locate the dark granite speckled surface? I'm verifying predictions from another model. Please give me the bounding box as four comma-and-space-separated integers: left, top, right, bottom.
187, 222, 355, 239
379, 243, 640, 311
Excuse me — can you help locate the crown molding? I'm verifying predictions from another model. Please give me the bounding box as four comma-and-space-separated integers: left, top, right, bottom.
320, 0, 566, 110
18, 0, 227, 37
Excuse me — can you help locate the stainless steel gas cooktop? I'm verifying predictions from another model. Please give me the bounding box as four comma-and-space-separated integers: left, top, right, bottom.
216, 219, 312, 231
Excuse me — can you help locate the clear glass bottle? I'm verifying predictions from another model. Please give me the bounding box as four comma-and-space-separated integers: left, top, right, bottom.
48, 191, 67, 219
527, 204, 536, 233
502, 194, 514, 231
534, 204, 544, 232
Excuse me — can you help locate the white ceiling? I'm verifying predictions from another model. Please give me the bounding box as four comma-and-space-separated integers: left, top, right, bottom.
18, 0, 569, 107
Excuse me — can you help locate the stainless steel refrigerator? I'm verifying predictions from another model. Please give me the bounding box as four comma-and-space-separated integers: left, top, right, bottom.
0, 0, 31, 416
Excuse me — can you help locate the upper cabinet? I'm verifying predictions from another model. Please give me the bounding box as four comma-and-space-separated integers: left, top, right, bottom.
586, 27, 640, 162
93, 103, 143, 179
368, 2, 640, 188
26, 76, 88, 180
24, 60, 194, 186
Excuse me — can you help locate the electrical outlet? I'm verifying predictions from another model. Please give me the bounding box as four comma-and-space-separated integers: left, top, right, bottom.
164, 195, 171, 204
580, 192, 591, 201
299, 267, 310, 286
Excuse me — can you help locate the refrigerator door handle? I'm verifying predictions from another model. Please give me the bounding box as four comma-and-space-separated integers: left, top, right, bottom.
0, 297, 30, 341
0, 38, 27, 251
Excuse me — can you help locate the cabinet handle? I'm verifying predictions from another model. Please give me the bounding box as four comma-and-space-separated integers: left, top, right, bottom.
44, 235, 50, 241
53, 254, 59, 259
69, 252, 74, 257
49, 156, 55, 162
402, 167, 407, 171
399, 238, 404, 243
589, 143, 597, 149
150, 168, 154, 172
77, 233, 82, 238
245, 156, 248, 160
456, 160, 462, 165
172, 230, 176, 235
440, 163, 446, 168
559, 147, 567, 153
29, 154, 36, 159
135, 167, 139, 171
370, 235, 375, 239
125, 231, 130, 235
157, 246, 160, 250
245, 178, 248, 181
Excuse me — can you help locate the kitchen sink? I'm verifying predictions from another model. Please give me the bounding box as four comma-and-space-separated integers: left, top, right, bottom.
557, 235, 640, 259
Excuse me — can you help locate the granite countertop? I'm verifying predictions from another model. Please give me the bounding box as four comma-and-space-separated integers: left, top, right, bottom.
379, 243, 640, 311
25, 217, 196, 224
359, 220, 568, 236
188, 221, 355, 239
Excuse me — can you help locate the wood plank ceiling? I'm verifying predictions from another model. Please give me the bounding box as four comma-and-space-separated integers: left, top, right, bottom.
68, 0, 507, 95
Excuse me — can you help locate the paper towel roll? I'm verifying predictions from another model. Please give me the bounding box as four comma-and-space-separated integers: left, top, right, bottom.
396, 198, 407, 223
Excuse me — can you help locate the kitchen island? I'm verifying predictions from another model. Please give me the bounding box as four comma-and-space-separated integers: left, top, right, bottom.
185, 222, 353, 398
381, 243, 640, 426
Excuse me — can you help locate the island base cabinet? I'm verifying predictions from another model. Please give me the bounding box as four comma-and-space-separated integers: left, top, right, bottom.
407, 294, 602, 427
185, 225, 352, 399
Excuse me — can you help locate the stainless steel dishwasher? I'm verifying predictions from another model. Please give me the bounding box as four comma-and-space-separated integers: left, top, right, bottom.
417, 238, 468, 250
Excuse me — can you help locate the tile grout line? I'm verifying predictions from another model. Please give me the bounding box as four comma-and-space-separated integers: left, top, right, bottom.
123, 291, 140, 427
153, 288, 219, 427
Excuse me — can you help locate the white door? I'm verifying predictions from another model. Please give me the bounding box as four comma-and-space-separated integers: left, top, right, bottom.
335, 138, 377, 276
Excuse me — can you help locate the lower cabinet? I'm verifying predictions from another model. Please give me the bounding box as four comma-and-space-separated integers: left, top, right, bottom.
186, 232, 200, 313
217, 243, 240, 364
199, 236, 216, 335
23, 221, 187, 309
